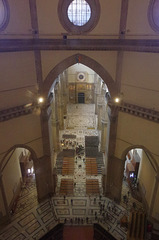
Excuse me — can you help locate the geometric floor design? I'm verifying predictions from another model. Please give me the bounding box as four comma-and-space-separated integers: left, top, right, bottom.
0, 184, 145, 240
0, 190, 129, 240
0, 104, 145, 240
57, 104, 102, 198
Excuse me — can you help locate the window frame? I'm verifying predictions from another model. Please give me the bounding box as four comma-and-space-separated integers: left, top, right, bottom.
0, 0, 9, 32
58, 0, 100, 34
148, 0, 159, 33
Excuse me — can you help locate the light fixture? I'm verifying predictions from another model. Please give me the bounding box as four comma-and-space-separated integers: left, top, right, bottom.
114, 97, 120, 103
38, 97, 44, 104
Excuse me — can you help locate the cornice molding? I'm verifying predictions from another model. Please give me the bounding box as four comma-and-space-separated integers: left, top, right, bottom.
1, 39, 159, 52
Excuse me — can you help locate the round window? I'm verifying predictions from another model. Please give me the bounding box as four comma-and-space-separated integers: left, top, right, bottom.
148, 0, 159, 32
0, 0, 9, 31
67, 0, 91, 26
77, 72, 86, 81
58, 0, 100, 34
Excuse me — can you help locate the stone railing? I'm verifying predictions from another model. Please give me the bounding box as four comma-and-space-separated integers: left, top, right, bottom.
0, 104, 33, 122
119, 102, 159, 123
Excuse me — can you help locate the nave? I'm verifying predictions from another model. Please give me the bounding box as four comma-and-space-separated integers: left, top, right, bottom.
55, 104, 103, 197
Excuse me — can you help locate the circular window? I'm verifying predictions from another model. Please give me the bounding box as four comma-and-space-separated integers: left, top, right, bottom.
0, 0, 9, 31
67, 0, 91, 26
77, 72, 86, 81
148, 0, 159, 32
58, 0, 100, 34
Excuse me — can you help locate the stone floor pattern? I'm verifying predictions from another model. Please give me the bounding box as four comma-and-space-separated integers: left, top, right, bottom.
0, 104, 144, 240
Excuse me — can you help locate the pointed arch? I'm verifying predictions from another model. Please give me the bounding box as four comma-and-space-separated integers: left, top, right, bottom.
121, 144, 159, 174
43, 53, 117, 98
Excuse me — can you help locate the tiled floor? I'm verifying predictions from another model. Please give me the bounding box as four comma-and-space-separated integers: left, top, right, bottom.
0, 104, 144, 240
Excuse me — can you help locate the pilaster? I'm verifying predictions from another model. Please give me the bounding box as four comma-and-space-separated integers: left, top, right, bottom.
51, 118, 60, 152
104, 105, 120, 201
148, 175, 159, 218
97, 103, 103, 130
0, 172, 10, 222
100, 119, 108, 152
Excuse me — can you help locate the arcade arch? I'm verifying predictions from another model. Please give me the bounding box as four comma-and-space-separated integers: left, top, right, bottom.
45, 62, 111, 197
43, 53, 117, 99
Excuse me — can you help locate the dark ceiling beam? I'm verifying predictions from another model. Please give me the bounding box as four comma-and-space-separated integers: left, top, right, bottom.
29, 0, 43, 92
119, 0, 129, 39
29, 0, 39, 37
115, 0, 129, 93
1, 39, 159, 52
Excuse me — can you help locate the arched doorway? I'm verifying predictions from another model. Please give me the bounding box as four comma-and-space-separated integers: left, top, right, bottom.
37, 53, 121, 202
43, 53, 117, 99
0, 144, 38, 222
121, 145, 159, 219
44, 61, 112, 198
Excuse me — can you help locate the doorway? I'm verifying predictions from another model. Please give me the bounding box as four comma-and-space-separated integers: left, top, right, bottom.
78, 92, 85, 103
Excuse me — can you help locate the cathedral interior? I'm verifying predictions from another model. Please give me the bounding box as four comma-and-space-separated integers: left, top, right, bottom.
0, 0, 159, 239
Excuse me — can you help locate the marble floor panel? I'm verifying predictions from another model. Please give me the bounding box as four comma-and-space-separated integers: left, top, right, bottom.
0, 199, 58, 240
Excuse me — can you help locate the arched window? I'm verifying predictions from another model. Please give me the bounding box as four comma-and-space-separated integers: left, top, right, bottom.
0, 0, 9, 31
58, 0, 100, 34
148, 0, 159, 32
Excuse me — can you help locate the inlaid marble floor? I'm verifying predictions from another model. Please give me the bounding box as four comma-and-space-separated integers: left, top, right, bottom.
0, 182, 143, 240
0, 104, 144, 240
57, 104, 101, 197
